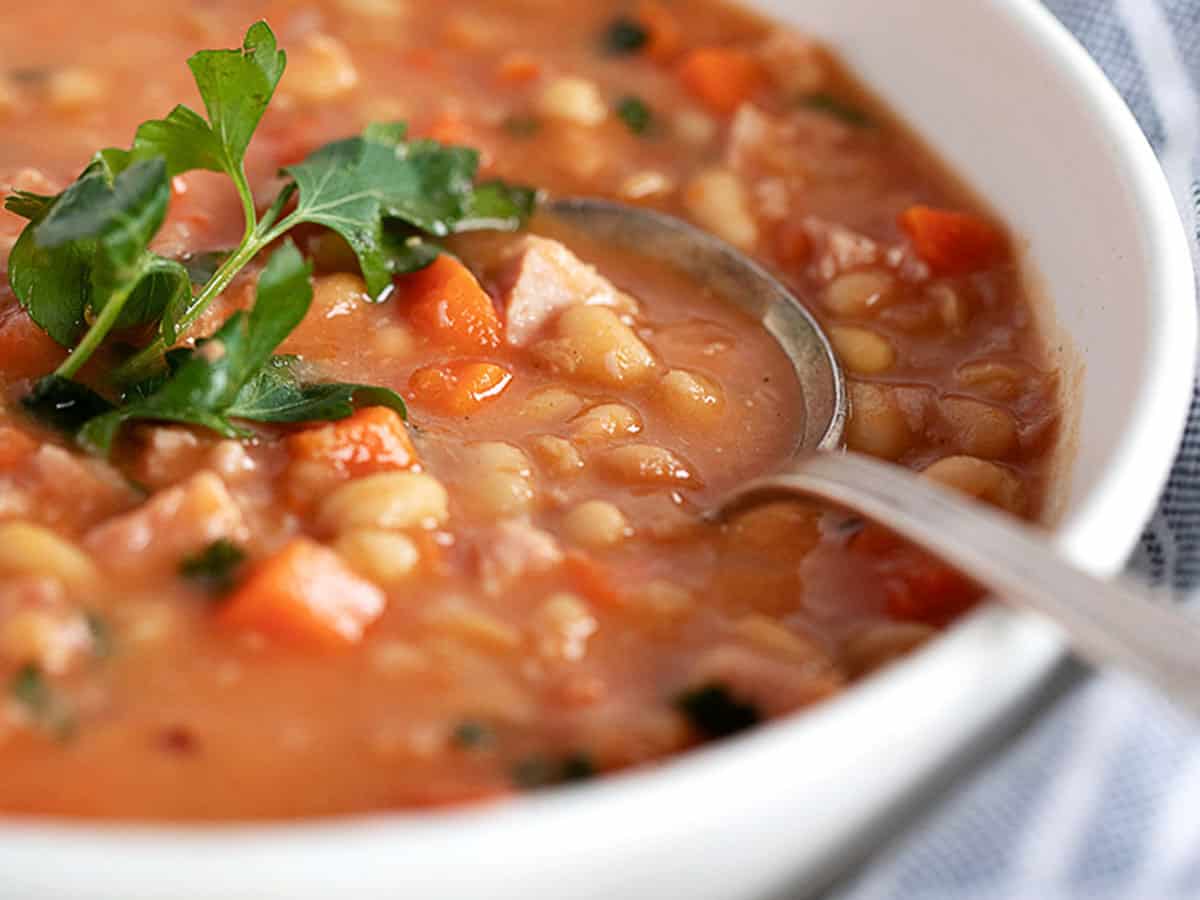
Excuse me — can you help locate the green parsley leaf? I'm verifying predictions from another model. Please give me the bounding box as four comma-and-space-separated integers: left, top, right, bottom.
181, 250, 232, 286
79, 241, 313, 453
228, 356, 407, 423
180, 539, 247, 594
601, 17, 649, 55
282, 130, 473, 297
5, 155, 176, 376
675, 682, 761, 739
22, 375, 115, 434
282, 127, 534, 297
616, 96, 653, 135
128, 22, 285, 181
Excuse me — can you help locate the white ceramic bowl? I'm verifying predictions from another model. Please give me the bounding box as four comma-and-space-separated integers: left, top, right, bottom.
2, 1, 1194, 897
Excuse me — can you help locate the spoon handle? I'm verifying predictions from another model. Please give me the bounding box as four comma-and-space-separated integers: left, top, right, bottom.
721, 451, 1200, 717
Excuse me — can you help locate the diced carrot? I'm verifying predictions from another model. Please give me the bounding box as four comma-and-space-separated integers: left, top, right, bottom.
409, 361, 513, 416
884, 558, 981, 626
286, 406, 420, 478
636, 1, 683, 61
898, 205, 1009, 275
677, 47, 764, 115
496, 52, 542, 85
564, 551, 622, 608
219, 538, 387, 650
423, 111, 473, 147
0, 303, 66, 379
0, 426, 37, 469
397, 254, 503, 351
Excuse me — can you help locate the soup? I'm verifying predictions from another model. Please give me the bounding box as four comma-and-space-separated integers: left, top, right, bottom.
0, 0, 1059, 818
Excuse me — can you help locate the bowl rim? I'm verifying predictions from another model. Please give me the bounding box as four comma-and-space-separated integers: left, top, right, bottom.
0, 0, 1194, 886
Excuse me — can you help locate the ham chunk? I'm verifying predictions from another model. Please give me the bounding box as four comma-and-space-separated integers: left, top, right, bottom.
476, 519, 563, 595
498, 236, 636, 346
85, 472, 248, 574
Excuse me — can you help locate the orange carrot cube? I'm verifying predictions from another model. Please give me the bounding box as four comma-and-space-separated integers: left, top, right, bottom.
219, 538, 387, 649
408, 361, 513, 415
397, 255, 503, 351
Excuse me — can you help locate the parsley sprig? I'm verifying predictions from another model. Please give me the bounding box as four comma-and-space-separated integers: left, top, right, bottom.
2, 22, 534, 453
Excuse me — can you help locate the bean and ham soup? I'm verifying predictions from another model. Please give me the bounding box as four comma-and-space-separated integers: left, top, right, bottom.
0, 0, 1060, 819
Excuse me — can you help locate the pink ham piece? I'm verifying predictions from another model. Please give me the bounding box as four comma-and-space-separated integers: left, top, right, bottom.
497, 236, 635, 346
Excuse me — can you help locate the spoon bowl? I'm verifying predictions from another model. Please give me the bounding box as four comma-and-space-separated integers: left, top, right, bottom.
547, 197, 847, 453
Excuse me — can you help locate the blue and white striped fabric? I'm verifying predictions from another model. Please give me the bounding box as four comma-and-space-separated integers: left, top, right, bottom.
838, 2, 1200, 897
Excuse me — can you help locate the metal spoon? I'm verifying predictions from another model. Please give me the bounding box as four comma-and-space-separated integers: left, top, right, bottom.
548, 197, 1200, 717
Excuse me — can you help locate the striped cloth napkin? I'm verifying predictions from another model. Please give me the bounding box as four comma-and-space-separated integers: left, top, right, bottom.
836, 1, 1200, 898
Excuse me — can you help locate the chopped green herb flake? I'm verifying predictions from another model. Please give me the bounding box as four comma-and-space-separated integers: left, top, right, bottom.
602, 17, 649, 55
511, 751, 596, 789
675, 682, 761, 739
10, 664, 75, 740
800, 93, 870, 127
85, 612, 114, 659
180, 539, 247, 594
616, 96, 653, 135
22, 375, 115, 435
453, 720, 494, 749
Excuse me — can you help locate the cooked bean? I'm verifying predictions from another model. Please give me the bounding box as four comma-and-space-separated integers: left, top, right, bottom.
313, 272, 369, 315
46, 67, 105, 111
286, 34, 359, 102
674, 108, 717, 145
922, 455, 1026, 514
459, 442, 536, 519
563, 500, 629, 548
0, 608, 91, 675
956, 360, 1027, 401
654, 369, 724, 425
829, 326, 895, 374
683, 169, 758, 249
318, 472, 449, 533
940, 396, 1017, 459
844, 382, 912, 460
0, 522, 96, 585
926, 282, 969, 331
520, 387, 586, 423
371, 324, 416, 359
535, 305, 658, 386
335, 529, 420, 585
619, 171, 675, 200
597, 444, 694, 485
529, 435, 585, 478
538, 77, 608, 126
842, 622, 937, 677
735, 615, 824, 662
425, 598, 522, 653
532, 593, 597, 662
337, 0, 406, 17
571, 403, 642, 444
823, 269, 894, 317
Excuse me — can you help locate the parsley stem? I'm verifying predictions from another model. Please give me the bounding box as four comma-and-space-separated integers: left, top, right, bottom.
55, 257, 151, 380
234, 168, 258, 246
111, 236, 266, 383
